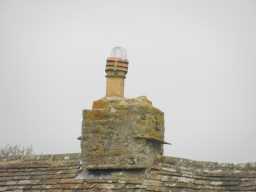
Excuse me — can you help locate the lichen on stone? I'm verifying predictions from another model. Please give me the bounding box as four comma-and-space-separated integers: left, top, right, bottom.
82, 96, 167, 170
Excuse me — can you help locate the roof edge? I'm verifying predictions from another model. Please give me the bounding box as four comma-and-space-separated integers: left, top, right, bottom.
161, 155, 256, 170
0, 153, 81, 162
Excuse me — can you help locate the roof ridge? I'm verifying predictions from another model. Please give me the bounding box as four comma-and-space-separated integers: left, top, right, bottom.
0, 152, 81, 162
161, 156, 256, 170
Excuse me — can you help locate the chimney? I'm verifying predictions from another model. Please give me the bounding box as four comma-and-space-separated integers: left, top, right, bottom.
80, 47, 168, 173
105, 47, 128, 97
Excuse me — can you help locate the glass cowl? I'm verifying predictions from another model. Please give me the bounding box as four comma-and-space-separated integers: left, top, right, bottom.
109, 46, 127, 60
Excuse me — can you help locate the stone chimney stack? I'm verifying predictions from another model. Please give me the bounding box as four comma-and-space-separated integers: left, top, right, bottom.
105, 47, 128, 97
80, 47, 168, 173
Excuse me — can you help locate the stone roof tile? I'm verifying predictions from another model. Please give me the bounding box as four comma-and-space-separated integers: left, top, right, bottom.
0, 153, 256, 191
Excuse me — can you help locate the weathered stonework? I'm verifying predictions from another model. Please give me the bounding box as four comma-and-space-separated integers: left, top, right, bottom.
1, 154, 256, 192
81, 96, 166, 170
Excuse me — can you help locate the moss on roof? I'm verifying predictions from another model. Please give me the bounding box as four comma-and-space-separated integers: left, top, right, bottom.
0, 153, 256, 192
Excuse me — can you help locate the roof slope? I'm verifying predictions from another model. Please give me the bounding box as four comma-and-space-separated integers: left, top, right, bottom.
0, 153, 256, 192
0, 153, 144, 192
151, 156, 256, 192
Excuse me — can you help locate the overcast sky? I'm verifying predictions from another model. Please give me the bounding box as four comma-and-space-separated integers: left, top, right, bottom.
0, 0, 255, 163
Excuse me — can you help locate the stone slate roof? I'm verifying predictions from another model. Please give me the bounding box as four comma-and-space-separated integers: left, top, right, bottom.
0, 153, 256, 192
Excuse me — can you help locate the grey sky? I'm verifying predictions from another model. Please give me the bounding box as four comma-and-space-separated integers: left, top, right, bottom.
0, 0, 255, 163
